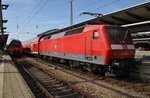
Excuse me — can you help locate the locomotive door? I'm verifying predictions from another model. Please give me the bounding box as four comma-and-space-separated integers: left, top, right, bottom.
84, 36, 93, 60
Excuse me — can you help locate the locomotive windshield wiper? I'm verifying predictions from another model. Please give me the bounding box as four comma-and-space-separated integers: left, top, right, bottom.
124, 30, 129, 40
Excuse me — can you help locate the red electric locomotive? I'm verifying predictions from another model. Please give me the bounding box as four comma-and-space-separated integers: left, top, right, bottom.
8, 39, 23, 57
23, 24, 135, 76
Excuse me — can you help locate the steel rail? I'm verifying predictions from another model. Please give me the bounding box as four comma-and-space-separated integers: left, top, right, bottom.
23, 58, 93, 98
25, 57, 150, 97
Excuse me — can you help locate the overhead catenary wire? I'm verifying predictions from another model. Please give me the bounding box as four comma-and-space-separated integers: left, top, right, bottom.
10, 1, 68, 20
76, 0, 101, 12
19, 0, 121, 33
53, 0, 121, 28
90, 0, 120, 12
52, 0, 101, 27
20, 0, 43, 26
20, 0, 103, 30
20, 0, 49, 32
41, 0, 69, 12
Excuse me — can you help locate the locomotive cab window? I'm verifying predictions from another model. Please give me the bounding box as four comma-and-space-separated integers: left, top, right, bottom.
107, 26, 132, 40
93, 31, 99, 39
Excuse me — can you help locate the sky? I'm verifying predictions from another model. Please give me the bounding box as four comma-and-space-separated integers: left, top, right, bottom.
3, 0, 150, 44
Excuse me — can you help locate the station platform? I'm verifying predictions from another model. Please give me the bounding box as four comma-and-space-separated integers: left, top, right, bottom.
0, 54, 35, 98
132, 51, 150, 79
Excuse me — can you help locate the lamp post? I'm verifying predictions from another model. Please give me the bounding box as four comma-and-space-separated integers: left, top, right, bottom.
70, 0, 73, 26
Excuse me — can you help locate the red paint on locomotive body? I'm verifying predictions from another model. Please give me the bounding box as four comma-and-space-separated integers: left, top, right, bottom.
23, 25, 135, 65
22, 25, 135, 75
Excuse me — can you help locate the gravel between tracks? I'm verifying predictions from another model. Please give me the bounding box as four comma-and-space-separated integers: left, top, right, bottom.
26, 57, 150, 98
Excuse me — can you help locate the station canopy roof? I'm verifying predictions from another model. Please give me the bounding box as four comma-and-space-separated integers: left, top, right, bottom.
40, 1, 150, 37
79, 1, 150, 25
91, 1, 150, 25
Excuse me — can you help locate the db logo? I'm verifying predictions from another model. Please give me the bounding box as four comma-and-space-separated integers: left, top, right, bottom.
54, 45, 57, 49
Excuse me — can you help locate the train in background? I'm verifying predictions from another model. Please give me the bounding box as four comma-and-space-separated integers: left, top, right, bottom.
8, 39, 23, 57
22, 24, 135, 76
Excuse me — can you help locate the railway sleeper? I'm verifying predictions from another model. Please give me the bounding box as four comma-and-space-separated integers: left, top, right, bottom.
40, 76, 52, 79
43, 83, 65, 89
54, 88, 72, 93
47, 80, 60, 84
47, 86, 70, 92
42, 78, 57, 81
44, 83, 64, 87
55, 92, 80, 98
50, 81, 62, 85
51, 82, 64, 86
43, 77, 54, 80
51, 86, 69, 91
41, 79, 59, 83
47, 88, 71, 93
52, 89, 74, 96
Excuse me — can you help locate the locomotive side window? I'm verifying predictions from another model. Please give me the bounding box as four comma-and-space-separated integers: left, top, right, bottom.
93, 31, 99, 39
44, 35, 51, 40
65, 26, 85, 36
51, 32, 65, 39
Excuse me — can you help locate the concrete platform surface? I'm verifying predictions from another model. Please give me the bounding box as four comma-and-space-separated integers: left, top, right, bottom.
0, 54, 35, 98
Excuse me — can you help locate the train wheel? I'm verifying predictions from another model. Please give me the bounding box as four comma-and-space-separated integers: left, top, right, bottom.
64, 59, 70, 66
69, 61, 80, 69
98, 66, 105, 76
87, 64, 93, 72
60, 59, 65, 63
75, 61, 80, 69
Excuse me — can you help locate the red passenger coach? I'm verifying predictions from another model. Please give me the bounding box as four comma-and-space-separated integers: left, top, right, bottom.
23, 24, 135, 76
22, 37, 39, 55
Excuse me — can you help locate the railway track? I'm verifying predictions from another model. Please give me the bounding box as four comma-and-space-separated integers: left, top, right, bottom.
24, 56, 150, 98
13, 58, 88, 98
